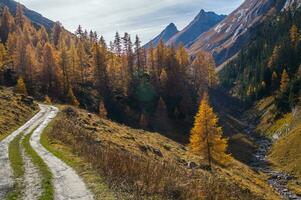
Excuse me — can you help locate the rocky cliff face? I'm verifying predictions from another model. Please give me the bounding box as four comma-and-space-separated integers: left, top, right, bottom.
188, 0, 287, 66
167, 10, 226, 47
144, 23, 178, 48
0, 0, 54, 29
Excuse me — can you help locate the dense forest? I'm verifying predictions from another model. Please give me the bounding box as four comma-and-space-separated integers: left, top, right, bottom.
0, 4, 218, 134
220, 8, 301, 114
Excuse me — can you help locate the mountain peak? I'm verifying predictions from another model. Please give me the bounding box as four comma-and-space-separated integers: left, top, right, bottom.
144, 23, 178, 48
167, 23, 177, 28
166, 9, 226, 47
199, 9, 205, 14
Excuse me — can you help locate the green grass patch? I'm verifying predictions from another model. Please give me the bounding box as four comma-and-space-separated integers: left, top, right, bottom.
6, 134, 24, 200
23, 132, 54, 200
41, 123, 115, 200
265, 113, 293, 137
9, 134, 24, 178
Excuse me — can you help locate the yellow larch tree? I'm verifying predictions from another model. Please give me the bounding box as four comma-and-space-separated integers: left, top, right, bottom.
280, 69, 290, 92
15, 77, 28, 95
66, 87, 80, 107
189, 93, 231, 170
44, 95, 52, 104
290, 24, 298, 45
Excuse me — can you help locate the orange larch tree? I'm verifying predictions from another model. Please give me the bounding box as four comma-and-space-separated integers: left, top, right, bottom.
189, 93, 231, 170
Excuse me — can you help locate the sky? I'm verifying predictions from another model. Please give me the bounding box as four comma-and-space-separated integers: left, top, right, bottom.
18, 0, 244, 44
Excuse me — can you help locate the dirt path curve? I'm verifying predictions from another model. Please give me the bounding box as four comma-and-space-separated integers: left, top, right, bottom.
0, 106, 48, 199
30, 105, 94, 200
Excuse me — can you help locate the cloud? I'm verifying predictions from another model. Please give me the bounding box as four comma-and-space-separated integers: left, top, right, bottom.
19, 0, 243, 43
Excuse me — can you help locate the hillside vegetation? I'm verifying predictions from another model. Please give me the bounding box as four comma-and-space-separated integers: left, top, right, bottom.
42, 106, 280, 200
0, 87, 37, 141
269, 106, 301, 195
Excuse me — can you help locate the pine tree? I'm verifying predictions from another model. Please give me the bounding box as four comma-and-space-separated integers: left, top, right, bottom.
52, 22, 62, 47
15, 3, 26, 30
114, 32, 122, 55
93, 43, 108, 94
134, 35, 142, 72
268, 46, 281, 68
69, 41, 79, 85
42, 43, 61, 96
148, 42, 156, 74
59, 34, 70, 93
75, 25, 83, 37
38, 27, 49, 45
24, 44, 36, 86
208, 60, 218, 87
0, 6, 13, 43
176, 44, 189, 75
156, 40, 165, 78
66, 87, 80, 107
280, 69, 290, 92
77, 40, 86, 84
15, 77, 28, 95
189, 93, 231, 170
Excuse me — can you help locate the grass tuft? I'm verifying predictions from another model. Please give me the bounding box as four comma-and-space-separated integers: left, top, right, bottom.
6, 134, 24, 200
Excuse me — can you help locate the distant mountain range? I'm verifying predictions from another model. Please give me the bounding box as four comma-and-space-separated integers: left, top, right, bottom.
0, 0, 54, 29
145, 10, 225, 48
148, 0, 301, 66
188, 0, 288, 66
2, 0, 301, 67
167, 10, 226, 47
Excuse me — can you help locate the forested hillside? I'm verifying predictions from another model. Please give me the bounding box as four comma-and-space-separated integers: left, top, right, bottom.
220, 8, 301, 114
0, 4, 219, 140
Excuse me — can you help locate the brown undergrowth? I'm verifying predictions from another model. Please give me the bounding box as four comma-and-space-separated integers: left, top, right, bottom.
45, 107, 261, 200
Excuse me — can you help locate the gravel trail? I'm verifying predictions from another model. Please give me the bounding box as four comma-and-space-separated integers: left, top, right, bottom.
0, 106, 47, 199
1, 104, 93, 200
30, 105, 94, 200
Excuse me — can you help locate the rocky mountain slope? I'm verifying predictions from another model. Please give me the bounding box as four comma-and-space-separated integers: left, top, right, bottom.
166, 10, 226, 47
144, 23, 178, 48
188, 0, 289, 66
0, 0, 54, 29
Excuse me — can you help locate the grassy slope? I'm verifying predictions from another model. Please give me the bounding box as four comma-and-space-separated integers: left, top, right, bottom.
0, 87, 38, 141
269, 124, 301, 195
246, 96, 301, 195
44, 105, 280, 200
41, 125, 116, 200
268, 106, 301, 195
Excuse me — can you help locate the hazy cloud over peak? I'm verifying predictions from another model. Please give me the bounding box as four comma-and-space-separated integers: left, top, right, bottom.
19, 0, 243, 44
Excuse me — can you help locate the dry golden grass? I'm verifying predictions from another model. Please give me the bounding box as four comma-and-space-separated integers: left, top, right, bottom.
45, 106, 280, 200
0, 87, 38, 141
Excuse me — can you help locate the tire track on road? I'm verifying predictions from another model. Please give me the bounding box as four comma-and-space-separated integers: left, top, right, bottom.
0, 105, 48, 199
30, 105, 94, 200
